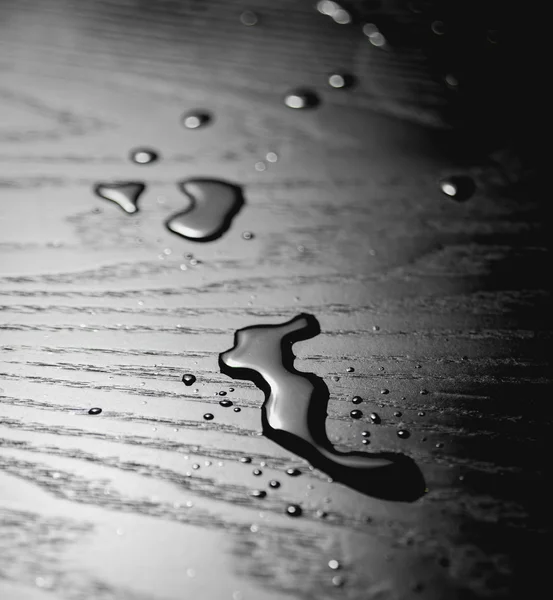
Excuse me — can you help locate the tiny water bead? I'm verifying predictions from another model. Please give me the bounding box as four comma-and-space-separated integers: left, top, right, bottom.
269, 480, 280, 488
397, 429, 411, 439
182, 111, 212, 129
346, 367, 354, 373
328, 559, 341, 570
418, 411, 426, 417
394, 411, 402, 417
219, 399, 233, 408
284, 89, 320, 109
239, 10, 258, 26
286, 504, 302, 517
253, 469, 262, 476
130, 148, 159, 164
363, 23, 387, 47
351, 396, 363, 404
431, 20, 446, 35
370, 412, 381, 424
229, 387, 235, 392
362, 439, 370, 445
250, 489, 266, 498
242, 231, 254, 240
254, 161, 266, 172
240, 457, 252, 464
361, 431, 370, 437
316, 1, 351, 24
182, 373, 196, 386
380, 388, 389, 394
328, 73, 355, 89
88, 407, 102, 415
286, 468, 301, 477
218, 391, 227, 396
203, 413, 214, 421
420, 389, 429, 395
350, 409, 363, 419
233, 407, 241, 412
94, 182, 145, 214
439, 176, 476, 202
266, 152, 278, 163
332, 575, 345, 587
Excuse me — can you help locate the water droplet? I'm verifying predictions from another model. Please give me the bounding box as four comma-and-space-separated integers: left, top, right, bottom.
269, 480, 280, 488
94, 182, 145, 214
362, 439, 370, 445
130, 148, 159, 165
182, 373, 196, 386
250, 489, 266, 498
250, 524, 259, 533
286, 504, 302, 517
254, 161, 266, 172
234, 407, 241, 412
346, 367, 354, 373
240, 457, 252, 463
332, 376, 340, 382
229, 387, 235, 392
370, 412, 381, 424
88, 407, 102, 415
316, 509, 328, 518
219, 399, 233, 407
361, 431, 370, 437
439, 176, 476, 202
332, 575, 345, 587
445, 73, 459, 89
352, 396, 363, 405
186, 568, 196, 578
284, 89, 320, 109
363, 23, 387, 47
166, 179, 244, 242
380, 389, 389, 395
266, 152, 278, 163
219, 315, 424, 501
192, 463, 200, 470
253, 468, 262, 476
394, 411, 402, 417
286, 468, 302, 477
435, 442, 444, 448
350, 409, 363, 419
397, 429, 410, 439
431, 20, 446, 35
182, 111, 211, 129
328, 73, 355, 89
372, 325, 380, 331
240, 10, 258, 26
328, 559, 341, 570
203, 413, 214, 421
218, 391, 227, 396
242, 231, 254, 240
418, 411, 425, 417
420, 389, 429, 395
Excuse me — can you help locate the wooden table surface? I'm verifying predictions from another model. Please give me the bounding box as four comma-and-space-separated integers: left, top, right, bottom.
0, 1, 549, 599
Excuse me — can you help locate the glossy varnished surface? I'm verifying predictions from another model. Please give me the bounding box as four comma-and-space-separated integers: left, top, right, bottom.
0, 1, 549, 599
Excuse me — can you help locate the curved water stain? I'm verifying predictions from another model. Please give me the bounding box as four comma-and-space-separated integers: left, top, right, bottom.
219, 313, 425, 502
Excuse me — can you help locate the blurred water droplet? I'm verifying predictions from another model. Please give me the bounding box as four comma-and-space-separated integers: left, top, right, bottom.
420, 389, 429, 395
284, 89, 320, 109
269, 480, 280, 488
234, 407, 241, 412
435, 442, 444, 448
363, 23, 387, 47
219, 399, 233, 407
316, 509, 328, 518
240, 457, 252, 463
431, 20, 446, 35
192, 463, 200, 470
203, 413, 214, 420
88, 407, 102, 415
346, 367, 354, 373
361, 430, 370, 437
286, 468, 301, 477
332, 376, 340, 382
397, 429, 410, 439
266, 151, 278, 163
439, 176, 476, 202
380, 389, 389, 395
242, 231, 254, 240
372, 325, 380, 331
350, 409, 363, 419
328, 73, 355, 89
130, 148, 159, 164
394, 411, 402, 417
332, 575, 345, 587
250, 489, 266, 498
240, 10, 258, 26
362, 439, 370, 445
418, 411, 426, 417
370, 412, 381, 424
352, 396, 363, 404
328, 559, 341, 570
182, 373, 196, 386
253, 469, 262, 476
182, 111, 211, 129
94, 182, 145, 214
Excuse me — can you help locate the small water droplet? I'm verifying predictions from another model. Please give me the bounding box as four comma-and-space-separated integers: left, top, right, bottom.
94, 182, 145, 214
350, 409, 363, 419
219, 399, 233, 407
362, 439, 370, 445
332, 376, 340, 382
186, 568, 196, 578
269, 480, 280, 488
203, 413, 214, 421
439, 176, 476, 202
229, 387, 235, 392
166, 179, 244, 242
328, 73, 355, 89
233, 407, 241, 412
284, 89, 320, 109
182, 373, 196, 386
352, 396, 363, 404
242, 231, 254, 240
418, 411, 426, 417
445, 73, 459, 89
370, 412, 381, 424
397, 429, 410, 439
361, 430, 370, 437
240, 10, 258, 26
286, 504, 302, 517
182, 111, 212, 129
254, 161, 266, 172
316, 509, 328, 518
420, 389, 429, 395
218, 391, 227, 396
363, 23, 387, 47
240, 457, 252, 463
431, 20, 446, 35
286, 468, 301, 477
250, 489, 266, 498
372, 325, 380, 331
394, 411, 402, 417
380, 388, 389, 395
253, 468, 262, 476
266, 152, 278, 163
130, 148, 159, 165
328, 559, 341, 570
346, 367, 354, 373
192, 464, 200, 470
250, 524, 259, 533
332, 575, 345, 587
435, 442, 444, 448
88, 407, 102, 415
